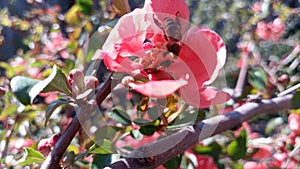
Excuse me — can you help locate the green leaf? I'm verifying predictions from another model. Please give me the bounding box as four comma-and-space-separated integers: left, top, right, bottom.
94, 126, 118, 142
248, 68, 268, 90
193, 142, 223, 159
292, 91, 300, 109
65, 5, 81, 26
1, 104, 18, 116
10, 76, 40, 105
228, 161, 243, 169
133, 118, 151, 126
76, 0, 93, 15
18, 147, 45, 166
91, 154, 112, 169
65, 151, 75, 166
0, 62, 17, 78
139, 125, 157, 136
44, 99, 70, 127
29, 65, 72, 104
130, 129, 143, 140
108, 108, 131, 126
163, 156, 181, 169
265, 117, 284, 134
148, 107, 159, 120
64, 59, 75, 73
227, 129, 247, 160
89, 139, 114, 154
196, 109, 207, 122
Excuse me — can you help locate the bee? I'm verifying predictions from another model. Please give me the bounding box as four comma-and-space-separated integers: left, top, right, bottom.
153, 11, 182, 56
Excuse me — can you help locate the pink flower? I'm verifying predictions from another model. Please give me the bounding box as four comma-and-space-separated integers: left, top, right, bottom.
255, 18, 285, 41
27, 67, 42, 78
251, 147, 272, 160
244, 161, 267, 169
256, 21, 271, 40
39, 92, 59, 104
10, 57, 27, 67
288, 113, 300, 135
42, 31, 70, 59
93, 0, 229, 108
269, 153, 296, 169
194, 155, 218, 169
268, 18, 285, 41
252, 2, 262, 13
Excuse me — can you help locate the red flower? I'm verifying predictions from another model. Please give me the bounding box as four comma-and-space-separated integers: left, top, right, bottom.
93, 0, 229, 108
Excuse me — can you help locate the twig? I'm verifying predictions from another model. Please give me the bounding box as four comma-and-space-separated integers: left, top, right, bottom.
278, 83, 300, 97
252, 44, 285, 92
106, 94, 293, 169
0, 115, 17, 161
233, 53, 249, 98
281, 44, 300, 66
41, 77, 112, 169
283, 143, 300, 169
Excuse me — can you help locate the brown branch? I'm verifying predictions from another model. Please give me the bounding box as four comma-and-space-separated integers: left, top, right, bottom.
107, 94, 293, 169
41, 77, 112, 169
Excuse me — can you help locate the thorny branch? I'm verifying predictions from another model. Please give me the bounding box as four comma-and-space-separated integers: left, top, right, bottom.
107, 94, 293, 169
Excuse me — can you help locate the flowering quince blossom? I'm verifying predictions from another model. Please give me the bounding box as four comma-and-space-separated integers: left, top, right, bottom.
288, 113, 300, 135
93, 0, 229, 108
255, 18, 285, 41
40, 31, 71, 59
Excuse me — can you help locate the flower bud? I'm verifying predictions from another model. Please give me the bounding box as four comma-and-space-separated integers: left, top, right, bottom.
0, 87, 6, 98
50, 133, 61, 147
68, 69, 85, 93
279, 74, 289, 84
84, 76, 99, 89
38, 138, 51, 156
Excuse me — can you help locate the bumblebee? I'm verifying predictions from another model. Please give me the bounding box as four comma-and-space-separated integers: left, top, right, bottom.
153, 11, 182, 56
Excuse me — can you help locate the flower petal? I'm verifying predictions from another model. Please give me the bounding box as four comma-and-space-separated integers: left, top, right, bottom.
169, 26, 219, 87
102, 52, 142, 73
200, 28, 227, 85
128, 77, 188, 98
143, 0, 189, 20
101, 8, 152, 59
200, 29, 226, 66
181, 87, 230, 108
